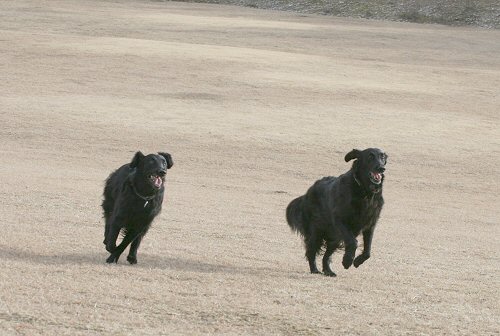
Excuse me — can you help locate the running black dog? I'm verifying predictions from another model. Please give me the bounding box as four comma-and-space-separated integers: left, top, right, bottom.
286, 148, 387, 276
102, 151, 173, 264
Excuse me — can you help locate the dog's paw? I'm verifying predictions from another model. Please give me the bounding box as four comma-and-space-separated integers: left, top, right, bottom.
127, 255, 137, 265
106, 254, 118, 264
353, 254, 369, 268
323, 269, 337, 277
342, 255, 354, 269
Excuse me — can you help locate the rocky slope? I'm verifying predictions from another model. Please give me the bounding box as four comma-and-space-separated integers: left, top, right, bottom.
181, 0, 500, 28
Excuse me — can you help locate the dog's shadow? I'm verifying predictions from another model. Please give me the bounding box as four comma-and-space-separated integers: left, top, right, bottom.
0, 244, 104, 267
136, 255, 294, 277
0, 244, 301, 278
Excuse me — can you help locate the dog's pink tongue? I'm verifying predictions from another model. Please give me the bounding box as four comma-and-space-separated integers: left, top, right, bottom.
154, 176, 162, 188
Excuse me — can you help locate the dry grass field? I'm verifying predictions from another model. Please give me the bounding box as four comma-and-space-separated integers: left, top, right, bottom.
0, 0, 499, 335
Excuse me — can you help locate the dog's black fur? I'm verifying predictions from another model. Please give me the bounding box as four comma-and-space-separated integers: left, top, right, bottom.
102, 151, 173, 264
286, 148, 387, 277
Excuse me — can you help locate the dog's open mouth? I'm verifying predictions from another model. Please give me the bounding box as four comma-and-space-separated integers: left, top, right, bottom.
369, 171, 383, 185
149, 174, 163, 189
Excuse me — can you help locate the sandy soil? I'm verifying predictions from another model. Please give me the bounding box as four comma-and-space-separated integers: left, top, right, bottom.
0, 0, 499, 335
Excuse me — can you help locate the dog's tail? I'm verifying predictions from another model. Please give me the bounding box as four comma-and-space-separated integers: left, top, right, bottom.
286, 196, 307, 236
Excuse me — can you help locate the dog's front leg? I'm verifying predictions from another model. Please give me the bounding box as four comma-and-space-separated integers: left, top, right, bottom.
353, 226, 374, 268
105, 224, 120, 254
106, 230, 140, 264
337, 220, 358, 269
105, 213, 126, 254
126, 234, 144, 264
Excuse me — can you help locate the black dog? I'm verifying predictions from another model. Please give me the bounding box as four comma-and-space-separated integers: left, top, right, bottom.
286, 148, 387, 276
102, 151, 173, 264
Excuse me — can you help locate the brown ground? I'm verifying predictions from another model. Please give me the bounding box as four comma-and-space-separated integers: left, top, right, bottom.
0, 0, 499, 335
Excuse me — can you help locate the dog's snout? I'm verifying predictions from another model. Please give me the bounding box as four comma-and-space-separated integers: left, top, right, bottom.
158, 170, 166, 177
377, 166, 386, 173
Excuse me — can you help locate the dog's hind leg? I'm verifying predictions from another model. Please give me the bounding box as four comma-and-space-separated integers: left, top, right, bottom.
322, 241, 339, 277
126, 234, 143, 265
305, 231, 323, 274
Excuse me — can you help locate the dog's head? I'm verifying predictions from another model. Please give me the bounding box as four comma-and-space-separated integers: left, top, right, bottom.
345, 148, 387, 193
130, 151, 174, 190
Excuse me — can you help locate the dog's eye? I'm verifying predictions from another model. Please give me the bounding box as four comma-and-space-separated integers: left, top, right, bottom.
369, 153, 375, 161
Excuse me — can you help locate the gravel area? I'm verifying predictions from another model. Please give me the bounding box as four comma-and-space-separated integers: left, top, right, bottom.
176, 0, 500, 28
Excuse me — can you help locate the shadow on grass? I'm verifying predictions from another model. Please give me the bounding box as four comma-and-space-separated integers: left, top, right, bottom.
136, 254, 307, 278
0, 244, 306, 278
0, 244, 104, 266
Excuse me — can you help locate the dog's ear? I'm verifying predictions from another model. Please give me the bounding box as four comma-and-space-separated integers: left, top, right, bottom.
158, 152, 173, 169
130, 151, 145, 169
345, 149, 361, 162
